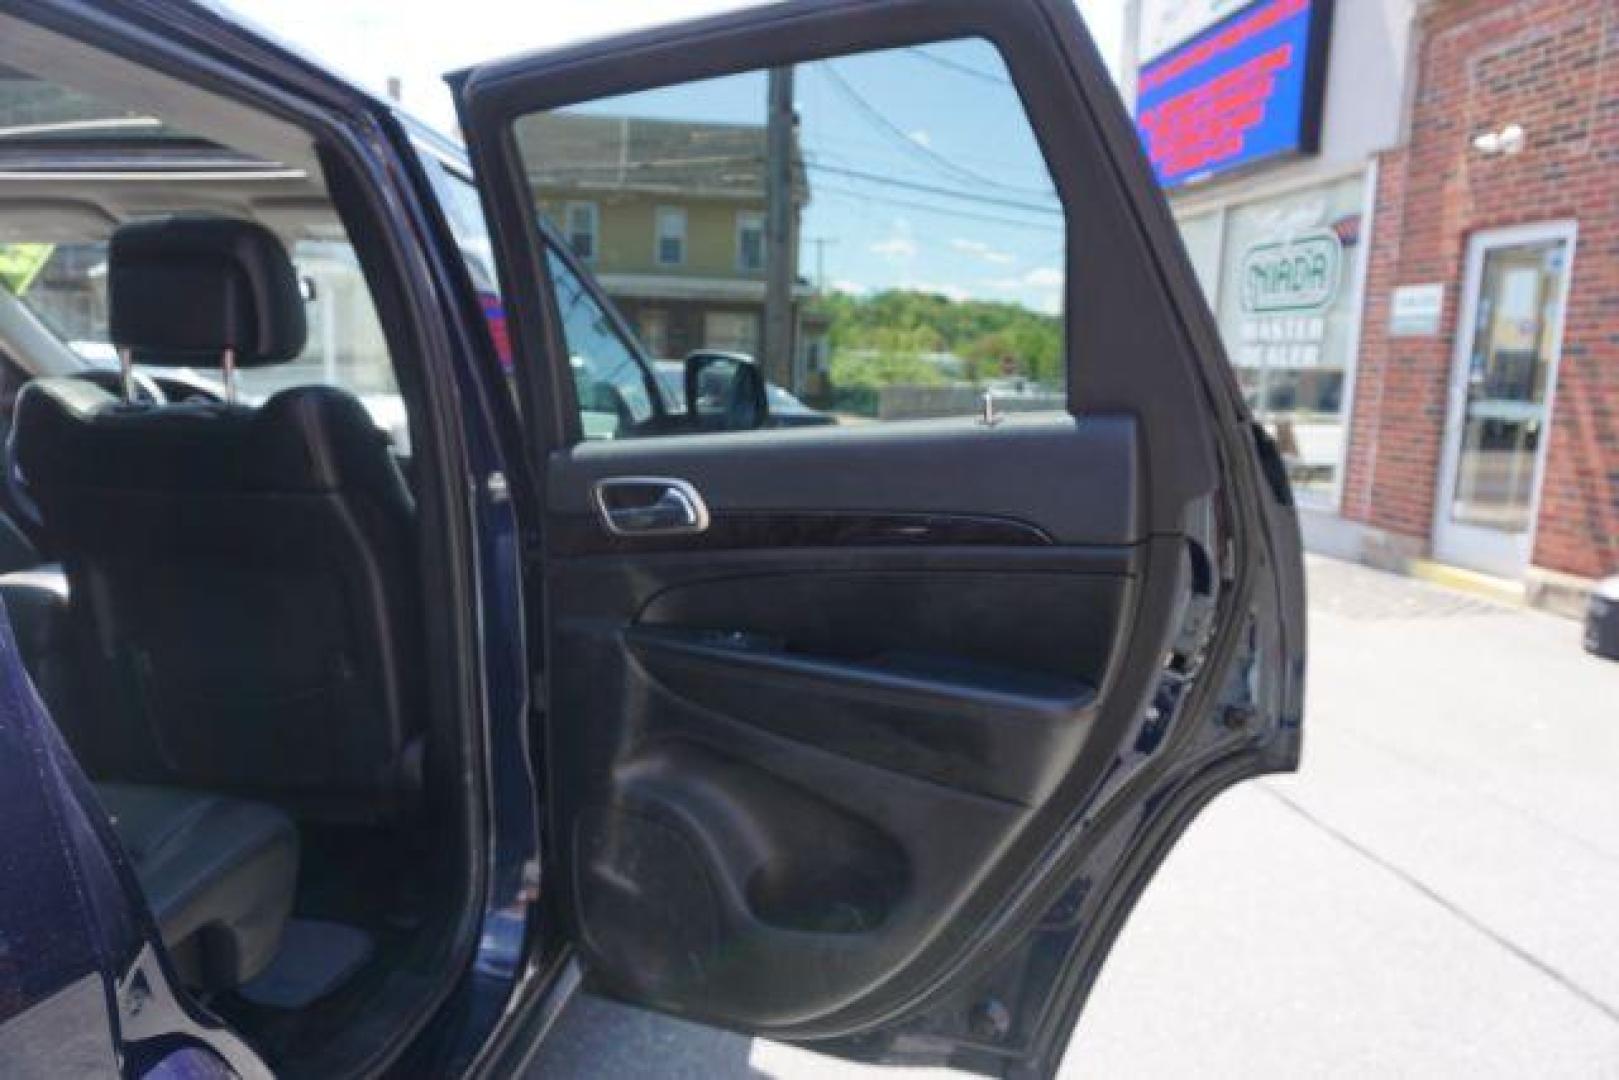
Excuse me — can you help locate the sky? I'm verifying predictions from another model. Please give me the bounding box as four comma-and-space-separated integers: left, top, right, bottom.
218, 0, 1128, 314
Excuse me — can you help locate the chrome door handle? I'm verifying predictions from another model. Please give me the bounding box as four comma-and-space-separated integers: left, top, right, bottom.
593, 477, 710, 536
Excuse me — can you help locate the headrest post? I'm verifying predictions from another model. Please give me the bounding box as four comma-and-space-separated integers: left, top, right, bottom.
117, 347, 135, 403
221, 347, 238, 406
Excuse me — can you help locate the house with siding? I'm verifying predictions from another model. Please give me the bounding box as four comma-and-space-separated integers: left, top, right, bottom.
519, 112, 821, 381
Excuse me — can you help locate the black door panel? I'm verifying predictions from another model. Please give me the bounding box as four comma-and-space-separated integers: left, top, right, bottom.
547, 413, 1143, 549
539, 420, 1145, 1031
570, 728, 1030, 1027
628, 595, 1100, 805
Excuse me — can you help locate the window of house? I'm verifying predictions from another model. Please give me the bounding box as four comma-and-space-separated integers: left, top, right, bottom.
546, 247, 659, 439
640, 309, 670, 358
565, 201, 599, 261
704, 311, 759, 355
655, 206, 686, 266
737, 212, 765, 272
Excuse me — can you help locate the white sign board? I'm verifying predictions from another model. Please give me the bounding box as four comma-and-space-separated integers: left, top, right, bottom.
1240, 229, 1343, 314
1389, 283, 1445, 337
1137, 0, 1264, 62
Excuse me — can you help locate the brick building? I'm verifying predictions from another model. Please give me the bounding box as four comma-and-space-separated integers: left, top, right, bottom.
1121, 0, 1615, 608
1342, 0, 1618, 605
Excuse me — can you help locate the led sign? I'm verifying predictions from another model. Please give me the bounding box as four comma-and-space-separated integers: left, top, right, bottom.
1135, 0, 1334, 189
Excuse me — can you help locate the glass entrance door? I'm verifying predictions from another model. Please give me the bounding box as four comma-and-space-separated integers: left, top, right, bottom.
1434, 225, 1575, 577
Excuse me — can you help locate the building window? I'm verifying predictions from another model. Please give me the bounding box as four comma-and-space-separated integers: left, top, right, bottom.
640, 309, 670, 359
737, 211, 765, 272
1203, 173, 1366, 507
564, 202, 598, 262
655, 206, 686, 266
703, 311, 758, 355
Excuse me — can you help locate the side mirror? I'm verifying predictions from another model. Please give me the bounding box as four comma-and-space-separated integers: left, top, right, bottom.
683, 350, 769, 432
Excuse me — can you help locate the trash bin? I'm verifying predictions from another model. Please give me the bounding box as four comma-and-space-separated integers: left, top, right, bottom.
1586, 576, 1619, 662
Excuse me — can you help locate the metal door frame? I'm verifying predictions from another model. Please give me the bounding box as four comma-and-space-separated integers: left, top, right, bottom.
1433, 219, 1578, 577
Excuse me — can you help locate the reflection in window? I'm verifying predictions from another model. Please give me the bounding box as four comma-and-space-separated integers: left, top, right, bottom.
547, 249, 657, 440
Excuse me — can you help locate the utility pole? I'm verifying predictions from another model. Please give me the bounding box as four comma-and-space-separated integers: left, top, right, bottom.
763, 65, 796, 390
804, 236, 838, 293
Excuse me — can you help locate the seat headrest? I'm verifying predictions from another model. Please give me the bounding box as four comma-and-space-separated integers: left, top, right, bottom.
109, 216, 307, 367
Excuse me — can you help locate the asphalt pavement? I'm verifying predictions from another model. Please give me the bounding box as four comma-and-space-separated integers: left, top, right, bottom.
526, 556, 1619, 1078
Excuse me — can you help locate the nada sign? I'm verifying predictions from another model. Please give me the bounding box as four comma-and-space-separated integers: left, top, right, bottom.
1241, 229, 1342, 313
1135, 0, 1335, 189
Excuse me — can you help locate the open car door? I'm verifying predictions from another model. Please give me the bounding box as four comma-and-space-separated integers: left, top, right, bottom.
453, 1, 1305, 1075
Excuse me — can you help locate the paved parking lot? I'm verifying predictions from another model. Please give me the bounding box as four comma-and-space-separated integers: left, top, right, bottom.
529, 557, 1619, 1078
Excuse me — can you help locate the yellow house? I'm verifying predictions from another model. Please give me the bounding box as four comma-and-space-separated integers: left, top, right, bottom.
520, 112, 814, 369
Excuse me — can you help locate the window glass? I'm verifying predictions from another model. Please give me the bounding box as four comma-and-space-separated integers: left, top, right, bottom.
0, 64, 407, 448
514, 38, 1065, 439
704, 311, 759, 355
655, 207, 687, 266
737, 212, 765, 272
566, 202, 599, 261
546, 248, 660, 440
1209, 174, 1363, 504
640, 309, 670, 358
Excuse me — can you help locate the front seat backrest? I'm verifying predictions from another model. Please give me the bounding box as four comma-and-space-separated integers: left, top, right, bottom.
12, 216, 422, 821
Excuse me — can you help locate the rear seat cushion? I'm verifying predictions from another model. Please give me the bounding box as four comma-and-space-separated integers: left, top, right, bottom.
96, 783, 298, 989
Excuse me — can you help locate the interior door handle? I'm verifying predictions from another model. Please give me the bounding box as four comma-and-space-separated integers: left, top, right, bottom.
593, 477, 711, 536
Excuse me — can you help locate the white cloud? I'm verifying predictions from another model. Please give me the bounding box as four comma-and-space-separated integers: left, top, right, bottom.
870, 219, 918, 262
949, 238, 1016, 265
908, 129, 933, 148
902, 281, 971, 303
871, 236, 918, 260
986, 266, 1064, 292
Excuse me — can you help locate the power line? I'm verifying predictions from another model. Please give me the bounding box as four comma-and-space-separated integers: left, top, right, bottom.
812, 182, 1062, 234
816, 63, 1054, 199
806, 160, 1061, 216
537, 151, 1062, 220
903, 47, 1014, 87
808, 129, 1053, 184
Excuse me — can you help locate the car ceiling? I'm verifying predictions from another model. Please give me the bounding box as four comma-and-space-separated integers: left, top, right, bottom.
0, 10, 338, 244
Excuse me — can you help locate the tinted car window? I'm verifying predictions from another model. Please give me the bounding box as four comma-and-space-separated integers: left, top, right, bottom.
510, 37, 1065, 441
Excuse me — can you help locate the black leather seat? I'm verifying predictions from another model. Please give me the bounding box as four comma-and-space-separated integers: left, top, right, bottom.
10, 216, 422, 820
97, 783, 298, 990
0, 571, 298, 991
0, 566, 83, 743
